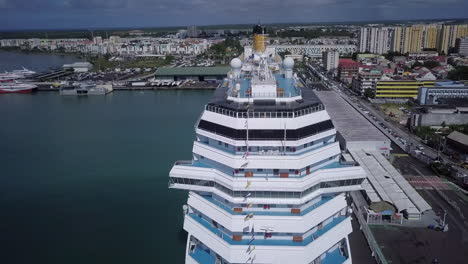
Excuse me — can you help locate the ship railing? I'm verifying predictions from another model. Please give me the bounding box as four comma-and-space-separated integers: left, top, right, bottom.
204, 104, 325, 119
228, 91, 300, 98
174, 160, 194, 166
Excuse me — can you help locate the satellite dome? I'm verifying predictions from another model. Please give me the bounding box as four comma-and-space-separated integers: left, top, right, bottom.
230, 58, 242, 69
283, 57, 295, 69
253, 54, 261, 63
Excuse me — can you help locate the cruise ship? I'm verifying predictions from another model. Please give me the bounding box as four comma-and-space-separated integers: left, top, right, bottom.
169, 25, 366, 264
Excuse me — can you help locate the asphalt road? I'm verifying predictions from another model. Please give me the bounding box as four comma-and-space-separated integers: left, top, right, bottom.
306, 62, 468, 176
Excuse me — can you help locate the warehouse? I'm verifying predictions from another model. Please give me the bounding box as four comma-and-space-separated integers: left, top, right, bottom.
154, 66, 230, 81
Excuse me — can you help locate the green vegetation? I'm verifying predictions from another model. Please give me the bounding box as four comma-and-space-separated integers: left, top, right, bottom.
411, 60, 440, 69
384, 51, 405, 61
448, 66, 468, 81
208, 37, 243, 55
413, 124, 468, 151
447, 124, 468, 134
430, 162, 452, 177
364, 88, 374, 99
205, 37, 242, 64
277, 50, 291, 59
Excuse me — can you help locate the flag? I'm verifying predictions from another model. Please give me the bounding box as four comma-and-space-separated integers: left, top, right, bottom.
243, 226, 250, 232
247, 203, 253, 208
246, 181, 252, 189
244, 213, 254, 221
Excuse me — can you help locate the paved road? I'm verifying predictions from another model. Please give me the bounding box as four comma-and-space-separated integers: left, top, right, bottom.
306, 62, 468, 177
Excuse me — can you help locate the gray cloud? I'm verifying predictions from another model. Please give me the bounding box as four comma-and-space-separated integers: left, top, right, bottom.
0, 0, 467, 29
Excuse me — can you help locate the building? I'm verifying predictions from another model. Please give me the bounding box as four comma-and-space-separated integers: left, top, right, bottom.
359, 27, 391, 54
447, 131, 468, 161
456, 37, 468, 56
272, 44, 356, 58
169, 26, 366, 264
187, 26, 200, 38
423, 25, 439, 50
410, 107, 468, 129
322, 50, 339, 73
391, 26, 404, 53
408, 51, 439, 60
392, 25, 439, 54
407, 25, 424, 53
351, 70, 382, 95
109, 36, 121, 44
92, 36, 103, 45
418, 82, 468, 105
438, 24, 468, 55
315, 91, 391, 156
62, 62, 93, 72
375, 79, 436, 99
154, 66, 230, 81
337, 59, 360, 84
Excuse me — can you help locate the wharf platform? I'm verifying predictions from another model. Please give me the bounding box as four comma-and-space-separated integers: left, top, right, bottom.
35, 85, 217, 91
113, 85, 217, 90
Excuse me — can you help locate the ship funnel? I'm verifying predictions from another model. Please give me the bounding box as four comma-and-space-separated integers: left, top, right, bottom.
253, 24, 268, 53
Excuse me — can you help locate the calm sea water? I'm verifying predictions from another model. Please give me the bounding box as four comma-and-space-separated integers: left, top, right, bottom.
0, 50, 81, 72
0, 90, 212, 264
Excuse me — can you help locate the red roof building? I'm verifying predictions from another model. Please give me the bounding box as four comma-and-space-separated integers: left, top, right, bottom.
338, 59, 360, 84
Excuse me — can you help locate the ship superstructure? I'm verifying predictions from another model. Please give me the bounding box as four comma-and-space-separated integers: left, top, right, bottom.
169, 25, 366, 264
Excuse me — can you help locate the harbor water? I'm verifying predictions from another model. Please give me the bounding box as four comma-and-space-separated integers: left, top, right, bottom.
0, 90, 212, 264
0, 50, 81, 72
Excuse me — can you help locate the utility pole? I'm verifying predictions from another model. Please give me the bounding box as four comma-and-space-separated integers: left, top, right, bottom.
441, 210, 447, 227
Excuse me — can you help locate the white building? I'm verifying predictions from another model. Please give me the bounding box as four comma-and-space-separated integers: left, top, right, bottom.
322, 50, 339, 73
457, 37, 468, 56
63, 62, 93, 72
359, 27, 391, 54
169, 26, 366, 264
272, 44, 356, 58
351, 71, 382, 95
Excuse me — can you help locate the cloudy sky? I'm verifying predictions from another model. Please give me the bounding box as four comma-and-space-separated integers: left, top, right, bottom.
0, 0, 467, 30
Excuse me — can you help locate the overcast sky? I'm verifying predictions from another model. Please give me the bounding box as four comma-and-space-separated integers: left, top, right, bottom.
0, 0, 467, 30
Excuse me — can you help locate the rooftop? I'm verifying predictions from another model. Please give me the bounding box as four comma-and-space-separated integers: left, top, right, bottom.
350, 150, 432, 216
447, 131, 468, 146
155, 66, 230, 76
315, 91, 388, 142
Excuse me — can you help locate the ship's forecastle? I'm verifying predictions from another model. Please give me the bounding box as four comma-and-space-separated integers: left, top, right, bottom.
169, 24, 366, 264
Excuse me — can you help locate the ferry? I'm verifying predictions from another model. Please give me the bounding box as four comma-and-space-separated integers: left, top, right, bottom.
0, 80, 37, 93
169, 24, 366, 264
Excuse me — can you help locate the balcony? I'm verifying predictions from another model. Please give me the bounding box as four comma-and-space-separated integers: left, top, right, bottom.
201, 194, 333, 216
174, 155, 354, 180
321, 247, 348, 264
198, 137, 336, 157
192, 140, 342, 171
188, 247, 216, 264
188, 213, 347, 247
